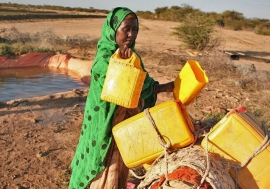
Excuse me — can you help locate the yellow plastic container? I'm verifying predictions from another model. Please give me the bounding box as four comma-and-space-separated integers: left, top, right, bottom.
112, 100, 195, 168
173, 60, 208, 106
101, 49, 146, 108
201, 106, 270, 189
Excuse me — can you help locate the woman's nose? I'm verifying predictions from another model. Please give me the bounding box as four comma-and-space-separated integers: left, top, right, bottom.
127, 30, 133, 37
128, 30, 137, 38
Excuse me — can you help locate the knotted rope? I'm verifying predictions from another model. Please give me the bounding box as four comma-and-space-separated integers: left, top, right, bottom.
129, 108, 172, 181
144, 108, 171, 187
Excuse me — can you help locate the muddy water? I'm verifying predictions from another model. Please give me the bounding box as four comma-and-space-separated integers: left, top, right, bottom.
0, 67, 89, 102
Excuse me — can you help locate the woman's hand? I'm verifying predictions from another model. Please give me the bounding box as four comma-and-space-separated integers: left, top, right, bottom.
118, 45, 132, 59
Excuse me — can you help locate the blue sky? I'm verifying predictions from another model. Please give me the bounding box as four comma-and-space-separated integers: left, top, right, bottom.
3, 0, 270, 20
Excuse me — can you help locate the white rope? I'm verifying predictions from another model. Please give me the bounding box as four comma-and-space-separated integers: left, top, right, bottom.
144, 108, 171, 186
129, 169, 146, 180
197, 133, 210, 189
233, 122, 270, 188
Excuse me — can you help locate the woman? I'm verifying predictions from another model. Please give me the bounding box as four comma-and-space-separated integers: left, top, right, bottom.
69, 7, 174, 189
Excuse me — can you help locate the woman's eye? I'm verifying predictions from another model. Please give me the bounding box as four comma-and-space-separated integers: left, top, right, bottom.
123, 27, 130, 32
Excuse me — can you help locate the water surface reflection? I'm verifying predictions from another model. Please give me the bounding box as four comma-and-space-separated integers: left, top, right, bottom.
0, 67, 88, 102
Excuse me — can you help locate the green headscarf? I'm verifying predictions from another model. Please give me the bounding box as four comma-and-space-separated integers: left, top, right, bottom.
69, 7, 157, 189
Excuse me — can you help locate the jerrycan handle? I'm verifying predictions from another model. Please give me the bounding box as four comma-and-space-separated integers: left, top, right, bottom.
112, 49, 143, 70
112, 49, 137, 64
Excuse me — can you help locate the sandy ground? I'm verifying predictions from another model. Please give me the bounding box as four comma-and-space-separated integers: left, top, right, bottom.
1, 17, 270, 188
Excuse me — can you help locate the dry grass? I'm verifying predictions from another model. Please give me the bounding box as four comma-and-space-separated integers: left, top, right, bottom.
0, 27, 98, 58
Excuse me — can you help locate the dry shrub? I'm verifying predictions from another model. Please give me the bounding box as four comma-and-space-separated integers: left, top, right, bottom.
32, 29, 61, 47
139, 46, 270, 92
236, 65, 270, 91
137, 50, 187, 67
195, 49, 239, 79
0, 27, 98, 58
63, 34, 98, 58
0, 27, 31, 44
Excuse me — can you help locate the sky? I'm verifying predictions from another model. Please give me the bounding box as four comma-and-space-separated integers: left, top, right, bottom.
3, 0, 270, 20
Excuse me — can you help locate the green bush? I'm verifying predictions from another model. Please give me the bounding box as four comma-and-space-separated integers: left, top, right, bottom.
255, 24, 270, 36
253, 109, 264, 117
154, 5, 201, 22
0, 43, 54, 57
172, 13, 215, 50
0, 44, 15, 56
136, 11, 155, 19
224, 19, 243, 30
12, 43, 53, 55
203, 112, 227, 121
243, 19, 260, 30
255, 28, 270, 35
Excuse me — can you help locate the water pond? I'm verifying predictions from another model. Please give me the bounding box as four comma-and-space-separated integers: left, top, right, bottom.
0, 67, 89, 102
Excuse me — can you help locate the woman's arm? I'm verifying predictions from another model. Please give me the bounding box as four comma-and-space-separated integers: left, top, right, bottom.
154, 81, 174, 94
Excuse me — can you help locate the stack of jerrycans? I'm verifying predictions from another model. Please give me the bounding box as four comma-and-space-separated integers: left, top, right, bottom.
112, 60, 209, 168
201, 106, 270, 189
112, 100, 195, 168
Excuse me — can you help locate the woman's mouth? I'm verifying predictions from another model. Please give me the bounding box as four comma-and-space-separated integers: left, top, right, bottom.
124, 40, 133, 46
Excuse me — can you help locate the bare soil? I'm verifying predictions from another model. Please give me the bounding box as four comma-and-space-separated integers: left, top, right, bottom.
0, 17, 270, 188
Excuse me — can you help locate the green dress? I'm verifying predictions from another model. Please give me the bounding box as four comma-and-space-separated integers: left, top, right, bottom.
69, 7, 158, 189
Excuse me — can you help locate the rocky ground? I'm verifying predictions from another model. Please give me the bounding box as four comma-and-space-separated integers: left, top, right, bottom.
0, 17, 270, 188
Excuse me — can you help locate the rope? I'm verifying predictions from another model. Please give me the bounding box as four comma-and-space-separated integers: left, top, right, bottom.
144, 108, 171, 187
129, 169, 146, 180
197, 133, 210, 189
191, 120, 214, 147
128, 107, 172, 181
163, 144, 170, 187
233, 122, 270, 188
144, 108, 169, 148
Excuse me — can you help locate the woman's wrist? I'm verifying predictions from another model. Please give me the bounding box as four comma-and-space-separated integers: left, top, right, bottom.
154, 81, 174, 94
153, 83, 158, 94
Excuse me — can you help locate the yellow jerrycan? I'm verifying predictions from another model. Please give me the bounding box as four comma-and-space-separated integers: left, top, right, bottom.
101, 49, 146, 108
173, 60, 208, 106
201, 106, 270, 189
112, 100, 195, 168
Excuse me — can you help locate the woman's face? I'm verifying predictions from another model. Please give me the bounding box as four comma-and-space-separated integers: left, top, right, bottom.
115, 15, 138, 48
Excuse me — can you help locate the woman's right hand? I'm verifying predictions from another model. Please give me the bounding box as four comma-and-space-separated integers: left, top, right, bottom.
118, 45, 132, 59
